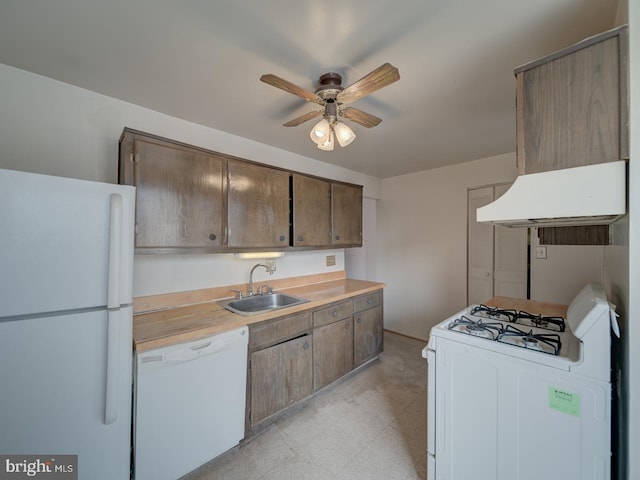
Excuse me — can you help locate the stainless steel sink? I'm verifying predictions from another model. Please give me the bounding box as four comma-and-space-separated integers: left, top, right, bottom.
218, 293, 309, 316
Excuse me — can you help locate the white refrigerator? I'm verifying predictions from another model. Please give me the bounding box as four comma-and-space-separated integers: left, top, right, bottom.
0, 168, 135, 480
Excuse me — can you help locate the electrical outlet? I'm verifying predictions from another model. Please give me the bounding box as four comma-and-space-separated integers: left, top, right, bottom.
265, 259, 276, 271
535, 246, 547, 259
326, 255, 336, 267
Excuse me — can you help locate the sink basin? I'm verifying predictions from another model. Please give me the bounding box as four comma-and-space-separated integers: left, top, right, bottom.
218, 293, 309, 316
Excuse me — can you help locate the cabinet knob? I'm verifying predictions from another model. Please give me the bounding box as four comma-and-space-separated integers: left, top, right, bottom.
209, 233, 217, 241
333, 310, 338, 317
303, 342, 309, 350
357, 317, 362, 324
335, 235, 341, 241
298, 235, 303, 242
367, 298, 372, 305
344, 323, 349, 330
279, 235, 286, 242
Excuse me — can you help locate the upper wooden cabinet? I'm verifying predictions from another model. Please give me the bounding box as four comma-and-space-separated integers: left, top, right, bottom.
119, 128, 364, 252
515, 26, 628, 174
227, 160, 290, 248
331, 183, 363, 246
291, 174, 332, 247
119, 129, 225, 251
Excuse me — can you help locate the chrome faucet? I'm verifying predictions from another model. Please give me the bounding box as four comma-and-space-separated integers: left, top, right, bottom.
248, 263, 274, 296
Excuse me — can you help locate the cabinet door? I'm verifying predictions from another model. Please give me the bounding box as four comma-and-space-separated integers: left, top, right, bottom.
313, 317, 353, 391
227, 160, 290, 248
292, 174, 331, 246
354, 305, 383, 367
126, 134, 224, 249
331, 183, 363, 246
517, 30, 627, 174
250, 334, 312, 427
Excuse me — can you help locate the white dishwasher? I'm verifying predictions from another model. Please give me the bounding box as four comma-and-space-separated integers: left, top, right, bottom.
134, 326, 248, 480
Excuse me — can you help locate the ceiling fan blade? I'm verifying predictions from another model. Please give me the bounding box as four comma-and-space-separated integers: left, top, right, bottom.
260, 74, 324, 105
341, 107, 382, 128
283, 110, 323, 127
337, 63, 400, 105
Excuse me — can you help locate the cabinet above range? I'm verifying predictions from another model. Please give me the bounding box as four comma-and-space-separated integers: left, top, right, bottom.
119, 128, 362, 253
515, 25, 628, 175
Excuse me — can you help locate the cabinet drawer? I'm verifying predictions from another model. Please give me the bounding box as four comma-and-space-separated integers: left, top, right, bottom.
250, 312, 312, 350
313, 300, 353, 327
354, 290, 383, 312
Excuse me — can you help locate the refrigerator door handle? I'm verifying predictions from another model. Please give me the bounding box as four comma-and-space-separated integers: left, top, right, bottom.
104, 194, 123, 425
107, 194, 122, 309
104, 310, 120, 425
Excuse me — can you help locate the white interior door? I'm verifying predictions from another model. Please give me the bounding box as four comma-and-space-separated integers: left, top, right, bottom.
468, 187, 495, 304
493, 184, 528, 298
468, 184, 528, 304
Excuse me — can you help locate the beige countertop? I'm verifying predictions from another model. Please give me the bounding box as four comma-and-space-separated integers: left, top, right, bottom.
485, 296, 568, 318
134, 278, 385, 352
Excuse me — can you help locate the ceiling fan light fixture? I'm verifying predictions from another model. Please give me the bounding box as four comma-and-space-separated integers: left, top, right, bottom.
334, 121, 356, 147
310, 118, 331, 145
317, 130, 334, 151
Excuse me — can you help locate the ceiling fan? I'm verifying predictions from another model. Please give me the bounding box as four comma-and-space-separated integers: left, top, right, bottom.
260, 63, 400, 150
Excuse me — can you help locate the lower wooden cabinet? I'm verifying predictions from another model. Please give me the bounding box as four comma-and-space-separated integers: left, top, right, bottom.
354, 305, 384, 367
249, 334, 312, 427
353, 290, 384, 367
313, 317, 353, 391
247, 289, 384, 434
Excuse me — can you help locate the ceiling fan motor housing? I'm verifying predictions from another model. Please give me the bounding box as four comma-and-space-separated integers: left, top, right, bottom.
316, 72, 344, 101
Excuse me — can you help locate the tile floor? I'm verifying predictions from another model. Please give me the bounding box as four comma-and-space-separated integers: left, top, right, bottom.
183, 332, 428, 480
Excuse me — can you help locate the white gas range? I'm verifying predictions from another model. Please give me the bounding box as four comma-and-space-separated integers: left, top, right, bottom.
422, 283, 619, 480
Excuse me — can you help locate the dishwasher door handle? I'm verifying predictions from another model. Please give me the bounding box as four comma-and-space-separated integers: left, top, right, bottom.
141, 329, 249, 366
190, 341, 212, 351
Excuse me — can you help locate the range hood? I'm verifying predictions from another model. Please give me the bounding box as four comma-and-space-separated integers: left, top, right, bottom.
477, 161, 626, 227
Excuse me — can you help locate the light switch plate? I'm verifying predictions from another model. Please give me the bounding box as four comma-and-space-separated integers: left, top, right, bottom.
326, 255, 336, 266
535, 246, 547, 259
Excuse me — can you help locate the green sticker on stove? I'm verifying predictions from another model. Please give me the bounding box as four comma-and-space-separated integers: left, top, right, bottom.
549, 386, 580, 417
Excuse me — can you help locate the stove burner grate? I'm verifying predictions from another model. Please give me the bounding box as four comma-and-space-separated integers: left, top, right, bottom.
469, 305, 516, 322
448, 316, 503, 340
514, 311, 566, 332
496, 324, 562, 356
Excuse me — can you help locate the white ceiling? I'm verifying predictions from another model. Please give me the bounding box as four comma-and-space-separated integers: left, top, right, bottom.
0, 0, 619, 178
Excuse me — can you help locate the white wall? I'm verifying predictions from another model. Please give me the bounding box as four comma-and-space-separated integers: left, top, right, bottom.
378, 152, 519, 340
345, 197, 377, 281
530, 234, 604, 303
0, 63, 381, 297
